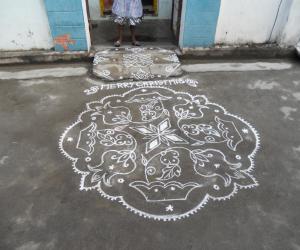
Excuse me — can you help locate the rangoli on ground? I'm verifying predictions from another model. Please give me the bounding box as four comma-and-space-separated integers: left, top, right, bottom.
59, 82, 260, 221
92, 47, 182, 81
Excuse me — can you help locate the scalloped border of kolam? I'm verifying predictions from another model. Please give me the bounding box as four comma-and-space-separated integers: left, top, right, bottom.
59, 85, 261, 222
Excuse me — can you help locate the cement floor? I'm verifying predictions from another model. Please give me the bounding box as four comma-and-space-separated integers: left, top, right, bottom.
91, 19, 176, 49
0, 59, 299, 250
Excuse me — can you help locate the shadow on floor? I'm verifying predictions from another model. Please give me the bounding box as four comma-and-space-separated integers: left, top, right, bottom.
91, 19, 177, 48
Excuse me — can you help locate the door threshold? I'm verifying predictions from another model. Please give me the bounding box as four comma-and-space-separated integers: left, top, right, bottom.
91, 44, 178, 52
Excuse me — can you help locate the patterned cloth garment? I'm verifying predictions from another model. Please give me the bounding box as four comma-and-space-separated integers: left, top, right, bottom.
112, 0, 143, 26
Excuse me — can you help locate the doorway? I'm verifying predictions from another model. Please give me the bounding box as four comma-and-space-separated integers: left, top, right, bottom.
142, 0, 158, 15
99, 0, 158, 16
86, 0, 182, 49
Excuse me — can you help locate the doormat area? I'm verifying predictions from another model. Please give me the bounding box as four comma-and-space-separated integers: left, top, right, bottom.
59, 81, 260, 221
92, 47, 183, 81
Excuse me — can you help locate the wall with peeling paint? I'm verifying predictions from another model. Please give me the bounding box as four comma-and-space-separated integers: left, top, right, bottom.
215, 0, 283, 44
0, 0, 53, 51
44, 0, 89, 51
279, 0, 300, 46
214, 0, 300, 46
179, 0, 300, 48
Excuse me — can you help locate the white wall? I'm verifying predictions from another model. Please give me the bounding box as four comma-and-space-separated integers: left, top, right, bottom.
89, 0, 173, 20
88, 0, 102, 20
158, 0, 173, 19
279, 0, 300, 46
215, 0, 300, 47
0, 0, 53, 51
269, 0, 293, 42
215, 0, 284, 45
173, 0, 180, 35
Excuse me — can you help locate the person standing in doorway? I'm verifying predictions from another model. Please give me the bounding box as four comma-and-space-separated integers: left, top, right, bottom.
111, 0, 143, 47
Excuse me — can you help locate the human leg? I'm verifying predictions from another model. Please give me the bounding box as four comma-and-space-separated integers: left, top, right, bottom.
115, 24, 124, 47
130, 25, 140, 46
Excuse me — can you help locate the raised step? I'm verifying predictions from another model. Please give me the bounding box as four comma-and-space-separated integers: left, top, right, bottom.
92, 47, 183, 81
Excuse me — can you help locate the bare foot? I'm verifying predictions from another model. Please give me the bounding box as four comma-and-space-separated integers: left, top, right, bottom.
132, 41, 141, 46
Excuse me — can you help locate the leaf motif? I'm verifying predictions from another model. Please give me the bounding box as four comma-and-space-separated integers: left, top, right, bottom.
157, 165, 181, 181
115, 125, 127, 131
173, 165, 181, 177
194, 153, 210, 162
130, 152, 136, 160
190, 152, 197, 162
158, 168, 173, 180
141, 154, 148, 166
234, 172, 258, 188
208, 129, 221, 137
182, 110, 189, 118
81, 173, 100, 189
175, 111, 181, 117
191, 141, 205, 146
91, 172, 102, 183
102, 173, 112, 187
231, 170, 246, 179
117, 152, 131, 163
201, 127, 221, 137
222, 174, 232, 187
191, 150, 210, 163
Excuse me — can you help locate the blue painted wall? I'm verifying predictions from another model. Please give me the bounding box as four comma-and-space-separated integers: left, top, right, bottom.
44, 0, 88, 51
182, 0, 221, 47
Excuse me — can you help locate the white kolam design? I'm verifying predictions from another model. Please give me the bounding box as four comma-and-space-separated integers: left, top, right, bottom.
83, 78, 199, 95
59, 86, 260, 221
92, 47, 182, 81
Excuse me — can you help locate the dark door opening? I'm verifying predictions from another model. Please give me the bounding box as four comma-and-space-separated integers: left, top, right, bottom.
99, 0, 158, 16
86, 0, 182, 48
142, 0, 157, 15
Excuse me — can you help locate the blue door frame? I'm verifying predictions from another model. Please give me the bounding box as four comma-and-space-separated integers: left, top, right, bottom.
44, 0, 221, 51
44, 0, 90, 51
180, 0, 221, 48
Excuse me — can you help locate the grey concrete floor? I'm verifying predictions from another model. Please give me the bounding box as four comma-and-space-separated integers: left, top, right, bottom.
91, 20, 176, 49
0, 59, 300, 250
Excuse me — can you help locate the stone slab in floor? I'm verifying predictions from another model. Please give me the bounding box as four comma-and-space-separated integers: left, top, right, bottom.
93, 47, 183, 81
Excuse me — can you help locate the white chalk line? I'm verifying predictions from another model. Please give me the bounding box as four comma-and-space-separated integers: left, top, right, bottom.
84, 78, 199, 94
182, 62, 292, 73
0, 67, 88, 80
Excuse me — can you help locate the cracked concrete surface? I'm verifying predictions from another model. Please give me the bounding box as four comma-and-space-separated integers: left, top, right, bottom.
0, 59, 299, 250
